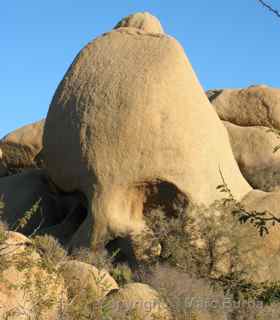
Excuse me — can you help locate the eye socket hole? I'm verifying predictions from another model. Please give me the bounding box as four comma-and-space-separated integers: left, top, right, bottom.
142, 179, 188, 218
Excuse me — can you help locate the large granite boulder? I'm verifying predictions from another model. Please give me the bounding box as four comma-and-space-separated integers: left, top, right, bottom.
208, 85, 280, 128
224, 121, 280, 191
1, 119, 45, 154
0, 120, 45, 176
208, 85, 280, 191
108, 282, 172, 320
43, 12, 251, 257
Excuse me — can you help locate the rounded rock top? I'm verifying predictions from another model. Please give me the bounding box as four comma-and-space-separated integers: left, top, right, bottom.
114, 12, 164, 34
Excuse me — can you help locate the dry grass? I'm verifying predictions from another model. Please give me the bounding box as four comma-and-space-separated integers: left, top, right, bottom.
33, 234, 68, 267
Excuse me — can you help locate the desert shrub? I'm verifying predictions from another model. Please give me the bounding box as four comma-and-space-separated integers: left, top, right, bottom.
71, 247, 113, 271
33, 234, 68, 267
110, 263, 133, 286
145, 207, 197, 272
60, 283, 110, 320
138, 264, 280, 320
0, 234, 64, 319
139, 264, 227, 320
144, 200, 258, 280
105, 303, 147, 320
143, 198, 280, 320
13, 198, 42, 232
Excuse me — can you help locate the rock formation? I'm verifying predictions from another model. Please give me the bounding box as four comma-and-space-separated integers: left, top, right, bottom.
2, 11, 280, 319
114, 11, 164, 34
0, 120, 45, 176
208, 85, 280, 191
61, 260, 118, 298
224, 121, 280, 191
0, 169, 83, 243
1, 119, 45, 154
43, 12, 251, 256
207, 85, 280, 128
0, 141, 37, 175
107, 283, 172, 319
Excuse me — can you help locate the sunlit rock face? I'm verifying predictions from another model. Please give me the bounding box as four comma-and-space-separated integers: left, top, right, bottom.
43, 12, 251, 258
208, 85, 280, 191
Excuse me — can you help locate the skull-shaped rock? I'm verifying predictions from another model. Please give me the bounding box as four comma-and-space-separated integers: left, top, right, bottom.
43, 13, 251, 258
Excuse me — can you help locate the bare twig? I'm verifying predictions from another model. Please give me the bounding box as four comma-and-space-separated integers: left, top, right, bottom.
257, 0, 280, 18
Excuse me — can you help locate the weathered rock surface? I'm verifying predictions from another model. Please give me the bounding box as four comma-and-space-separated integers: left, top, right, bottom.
0, 141, 37, 175
0, 120, 45, 176
0, 231, 65, 319
224, 121, 280, 191
239, 190, 280, 281
114, 12, 164, 34
108, 282, 172, 319
0, 169, 83, 243
61, 260, 118, 298
43, 13, 251, 255
1, 119, 45, 154
206, 85, 280, 191
208, 85, 280, 128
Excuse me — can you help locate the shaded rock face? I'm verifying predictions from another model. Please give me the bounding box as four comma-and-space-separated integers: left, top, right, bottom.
0, 141, 37, 176
43, 12, 251, 256
208, 85, 280, 191
0, 169, 86, 245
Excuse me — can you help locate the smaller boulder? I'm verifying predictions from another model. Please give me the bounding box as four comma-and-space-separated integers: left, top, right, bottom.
224, 121, 280, 191
61, 260, 118, 298
108, 282, 172, 320
114, 12, 164, 34
0, 169, 78, 241
0, 120, 45, 175
208, 85, 280, 129
1, 119, 45, 154
0, 141, 37, 175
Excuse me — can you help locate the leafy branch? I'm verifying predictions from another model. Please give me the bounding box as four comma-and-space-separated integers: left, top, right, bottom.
13, 198, 42, 232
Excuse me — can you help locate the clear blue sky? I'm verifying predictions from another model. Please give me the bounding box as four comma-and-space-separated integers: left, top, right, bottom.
1, 1, 279, 137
